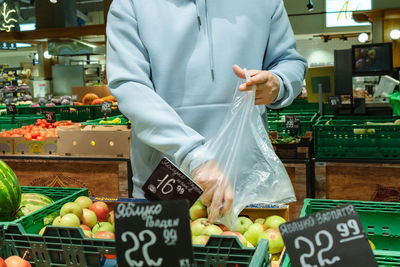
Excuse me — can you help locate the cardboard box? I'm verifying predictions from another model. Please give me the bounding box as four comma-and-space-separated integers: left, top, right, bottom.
0, 137, 14, 155
57, 125, 131, 158
14, 137, 57, 155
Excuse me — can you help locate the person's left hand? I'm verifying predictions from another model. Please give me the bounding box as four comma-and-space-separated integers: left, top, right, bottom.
233, 64, 281, 105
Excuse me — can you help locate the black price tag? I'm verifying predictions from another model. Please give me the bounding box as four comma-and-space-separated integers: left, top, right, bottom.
101, 101, 113, 115
280, 204, 377, 267
114, 200, 193, 267
47, 94, 53, 101
142, 158, 203, 206
285, 115, 301, 130
6, 104, 16, 115
44, 112, 56, 123
329, 96, 341, 110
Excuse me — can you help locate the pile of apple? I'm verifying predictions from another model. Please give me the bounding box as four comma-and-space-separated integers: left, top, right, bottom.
190, 200, 286, 258
0, 256, 31, 267
40, 196, 115, 240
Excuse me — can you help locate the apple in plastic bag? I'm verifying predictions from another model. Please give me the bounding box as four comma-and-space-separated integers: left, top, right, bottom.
257, 228, 284, 254
232, 216, 253, 234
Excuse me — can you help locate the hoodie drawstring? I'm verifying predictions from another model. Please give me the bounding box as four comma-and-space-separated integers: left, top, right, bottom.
194, 0, 215, 81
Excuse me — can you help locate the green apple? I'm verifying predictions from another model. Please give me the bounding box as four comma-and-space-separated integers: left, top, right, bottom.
264, 215, 286, 230
92, 222, 114, 234
257, 228, 284, 254
244, 223, 265, 246
254, 218, 265, 225
246, 241, 254, 248
52, 216, 62, 226
200, 224, 223, 236
192, 235, 209, 245
81, 209, 97, 228
189, 200, 207, 221
232, 216, 253, 234
191, 218, 209, 236
60, 202, 83, 220
220, 231, 247, 247
83, 230, 93, 238
60, 213, 80, 227
74, 196, 93, 209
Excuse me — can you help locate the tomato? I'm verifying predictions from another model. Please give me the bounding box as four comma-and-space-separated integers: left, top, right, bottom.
36, 135, 46, 141
31, 130, 40, 138
24, 133, 32, 140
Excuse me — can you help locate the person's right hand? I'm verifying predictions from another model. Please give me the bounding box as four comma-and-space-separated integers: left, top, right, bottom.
191, 161, 234, 222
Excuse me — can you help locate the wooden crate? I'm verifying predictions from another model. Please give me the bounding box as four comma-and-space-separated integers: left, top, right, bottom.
284, 163, 307, 220
315, 162, 400, 202
2, 157, 129, 198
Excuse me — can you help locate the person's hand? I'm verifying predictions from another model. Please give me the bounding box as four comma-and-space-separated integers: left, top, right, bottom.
191, 161, 233, 222
233, 64, 281, 105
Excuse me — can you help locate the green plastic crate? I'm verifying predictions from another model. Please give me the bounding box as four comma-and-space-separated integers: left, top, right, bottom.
0, 115, 60, 131
267, 99, 333, 116
90, 105, 122, 121
0, 186, 87, 234
300, 199, 400, 251
267, 113, 318, 137
193, 236, 269, 267
16, 105, 90, 122
314, 115, 400, 159
281, 198, 400, 267
389, 91, 400, 116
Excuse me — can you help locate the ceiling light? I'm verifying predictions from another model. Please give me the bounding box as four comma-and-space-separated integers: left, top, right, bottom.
390, 29, 400, 40
49, 0, 57, 3
358, 33, 369, 43
307, 0, 314, 11
44, 51, 52, 59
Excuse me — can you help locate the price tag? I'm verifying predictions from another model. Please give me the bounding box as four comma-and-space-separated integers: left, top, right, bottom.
142, 158, 203, 206
72, 95, 78, 101
280, 204, 377, 267
6, 104, 17, 115
285, 115, 301, 130
114, 200, 193, 267
329, 96, 341, 110
101, 101, 113, 115
44, 112, 56, 123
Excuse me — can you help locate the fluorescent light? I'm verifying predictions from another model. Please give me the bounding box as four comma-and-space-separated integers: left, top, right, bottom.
16, 43, 32, 48
19, 23, 36, 31
358, 33, 369, 43
390, 29, 400, 40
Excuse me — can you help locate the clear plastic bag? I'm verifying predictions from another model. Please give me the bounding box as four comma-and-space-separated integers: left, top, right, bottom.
188, 70, 295, 228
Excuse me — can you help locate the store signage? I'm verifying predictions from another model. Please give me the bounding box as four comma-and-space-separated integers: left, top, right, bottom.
285, 115, 301, 131
6, 104, 16, 115
0, 42, 16, 50
114, 200, 194, 267
328, 96, 342, 109
280, 204, 377, 267
0, 2, 19, 32
326, 0, 371, 28
101, 101, 113, 115
44, 112, 56, 123
142, 158, 203, 206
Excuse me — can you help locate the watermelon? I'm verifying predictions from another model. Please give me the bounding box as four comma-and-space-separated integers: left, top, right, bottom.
0, 160, 21, 221
19, 193, 57, 225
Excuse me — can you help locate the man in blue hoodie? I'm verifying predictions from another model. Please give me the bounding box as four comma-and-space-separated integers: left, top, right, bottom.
106, 0, 307, 220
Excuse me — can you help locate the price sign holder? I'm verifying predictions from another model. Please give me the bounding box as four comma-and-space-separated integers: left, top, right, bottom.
44, 112, 56, 123
115, 200, 194, 267
6, 104, 17, 124
142, 158, 203, 206
101, 101, 113, 119
285, 115, 301, 136
280, 204, 377, 267
328, 96, 342, 110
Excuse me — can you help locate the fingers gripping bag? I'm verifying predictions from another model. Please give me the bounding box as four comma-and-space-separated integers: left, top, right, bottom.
182, 69, 295, 229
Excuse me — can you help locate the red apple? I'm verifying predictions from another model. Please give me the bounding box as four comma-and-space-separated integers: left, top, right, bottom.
108, 210, 114, 225
94, 231, 115, 240
5, 256, 32, 267
220, 231, 247, 247
0, 257, 6, 267
80, 224, 91, 231
90, 201, 109, 222
81, 209, 97, 228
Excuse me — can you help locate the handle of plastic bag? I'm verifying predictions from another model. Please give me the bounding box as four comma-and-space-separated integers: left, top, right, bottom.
243, 68, 256, 107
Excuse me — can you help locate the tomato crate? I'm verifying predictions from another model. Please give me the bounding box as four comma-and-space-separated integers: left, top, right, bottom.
0, 115, 56, 131
0, 186, 88, 234
314, 115, 400, 159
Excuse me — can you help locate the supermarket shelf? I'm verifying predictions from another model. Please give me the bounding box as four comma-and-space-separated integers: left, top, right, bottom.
313, 158, 400, 164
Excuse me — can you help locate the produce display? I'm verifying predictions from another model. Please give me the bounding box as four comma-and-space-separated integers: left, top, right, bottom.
0, 161, 21, 221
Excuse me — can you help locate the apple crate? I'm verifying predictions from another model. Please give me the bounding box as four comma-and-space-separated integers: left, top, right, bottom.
0, 186, 88, 234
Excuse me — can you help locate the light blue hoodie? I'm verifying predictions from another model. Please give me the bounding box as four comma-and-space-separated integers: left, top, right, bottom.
106, 0, 307, 197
